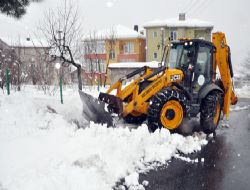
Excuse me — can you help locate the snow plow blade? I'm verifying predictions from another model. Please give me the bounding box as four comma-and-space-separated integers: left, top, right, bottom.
78, 90, 113, 126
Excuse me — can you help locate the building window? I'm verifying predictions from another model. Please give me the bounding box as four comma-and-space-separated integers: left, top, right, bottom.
153, 31, 158, 38
109, 50, 115, 60
153, 52, 158, 59
97, 41, 105, 54
124, 42, 134, 54
170, 31, 177, 41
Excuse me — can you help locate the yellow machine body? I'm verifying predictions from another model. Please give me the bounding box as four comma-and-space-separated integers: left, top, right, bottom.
97, 32, 237, 133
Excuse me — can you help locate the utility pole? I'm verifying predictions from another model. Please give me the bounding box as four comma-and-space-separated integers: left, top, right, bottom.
59, 76, 63, 104
5, 68, 10, 95
160, 27, 165, 60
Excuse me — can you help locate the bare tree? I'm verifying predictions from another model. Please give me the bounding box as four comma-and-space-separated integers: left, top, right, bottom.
38, 0, 83, 90
0, 44, 28, 91
104, 28, 117, 86
83, 32, 106, 86
12, 37, 58, 94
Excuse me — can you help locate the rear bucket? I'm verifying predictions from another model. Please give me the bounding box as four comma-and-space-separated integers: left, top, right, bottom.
78, 90, 113, 126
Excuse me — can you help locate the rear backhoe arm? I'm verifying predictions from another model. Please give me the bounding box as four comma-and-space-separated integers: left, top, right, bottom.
212, 32, 238, 118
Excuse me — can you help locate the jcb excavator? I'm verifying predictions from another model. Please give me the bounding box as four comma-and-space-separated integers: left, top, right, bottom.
79, 32, 238, 134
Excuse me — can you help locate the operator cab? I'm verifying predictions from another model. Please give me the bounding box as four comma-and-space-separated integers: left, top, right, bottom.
167, 39, 215, 97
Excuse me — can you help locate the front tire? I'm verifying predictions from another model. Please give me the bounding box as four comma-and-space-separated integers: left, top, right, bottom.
200, 91, 223, 134
147, 89, 187, 133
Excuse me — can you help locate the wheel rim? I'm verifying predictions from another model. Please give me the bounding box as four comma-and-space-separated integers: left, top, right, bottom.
213, 102, 221, 125
160, 100, 183, 130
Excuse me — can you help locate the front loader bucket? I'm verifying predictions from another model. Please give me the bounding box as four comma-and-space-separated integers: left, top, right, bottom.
78, 90, 113, 126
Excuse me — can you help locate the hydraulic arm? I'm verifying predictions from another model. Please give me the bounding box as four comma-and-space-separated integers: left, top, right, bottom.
212, 32, 238, 118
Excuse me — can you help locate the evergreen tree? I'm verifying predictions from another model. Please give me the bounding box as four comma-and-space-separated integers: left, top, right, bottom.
0, 0, 42, 18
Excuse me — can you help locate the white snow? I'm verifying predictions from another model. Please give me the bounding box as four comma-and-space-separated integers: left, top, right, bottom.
144, 17, 213, 28
235, 84, 250, 98
0, 86, 208, 190
230, 105, 250, 112
83, 25, 145, 40
125, 172, 139, 187
108, 61, 160, 69
1, 36, 49, 47
142, 180, 149, 187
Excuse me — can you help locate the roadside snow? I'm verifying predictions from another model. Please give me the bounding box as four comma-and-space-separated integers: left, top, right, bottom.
235, 85, 250, 98
230, 105, 250, 112
0, 87, 207, 190
125, 172, 139, 187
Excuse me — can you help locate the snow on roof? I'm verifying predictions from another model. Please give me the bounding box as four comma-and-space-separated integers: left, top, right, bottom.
144, 17, 214, 28
0, 38, 9, 49
0, 36, 49, 48
83, 25, 145, 40
108, 61, 160, 69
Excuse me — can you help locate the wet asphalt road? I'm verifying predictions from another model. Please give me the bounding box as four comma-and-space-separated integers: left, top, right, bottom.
140, 98, 250, 190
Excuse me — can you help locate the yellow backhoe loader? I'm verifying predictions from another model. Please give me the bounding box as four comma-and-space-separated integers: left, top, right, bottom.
79, 32, 238, 134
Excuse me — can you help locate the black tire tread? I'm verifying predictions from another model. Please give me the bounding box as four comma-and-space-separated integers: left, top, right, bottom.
147, 88, 188, 132
200, 91, 223, 134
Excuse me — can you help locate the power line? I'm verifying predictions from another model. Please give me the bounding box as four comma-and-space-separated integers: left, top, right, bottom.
184, 0, 200, 14
190, 0, 214, 17
180, 0, 195, 13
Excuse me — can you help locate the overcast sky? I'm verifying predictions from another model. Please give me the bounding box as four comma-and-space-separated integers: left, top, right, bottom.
0, 0, 249, 70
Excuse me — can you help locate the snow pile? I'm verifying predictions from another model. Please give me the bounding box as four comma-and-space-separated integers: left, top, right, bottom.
0, 89, 207, 190
125, 172, 139, 187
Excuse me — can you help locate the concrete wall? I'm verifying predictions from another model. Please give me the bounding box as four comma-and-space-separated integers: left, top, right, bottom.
109, 68, 136, 85
109, 67, 157, 85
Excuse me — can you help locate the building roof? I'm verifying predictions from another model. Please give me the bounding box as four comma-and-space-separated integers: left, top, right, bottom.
0, 39, 10, 49
108, 61, 159, 69
83, 25, 145, 41
144, 17, 214, 28
0, 36, 49, 48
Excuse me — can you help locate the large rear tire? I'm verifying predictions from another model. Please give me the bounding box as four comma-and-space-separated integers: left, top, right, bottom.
200, 91, 223, 134
147, 89, 187, 133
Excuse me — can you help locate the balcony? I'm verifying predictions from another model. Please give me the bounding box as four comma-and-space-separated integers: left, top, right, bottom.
117, 53, 140, 62
84, 53, 106, 60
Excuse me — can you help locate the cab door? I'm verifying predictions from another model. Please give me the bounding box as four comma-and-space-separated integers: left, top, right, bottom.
192, 44, 213, 94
